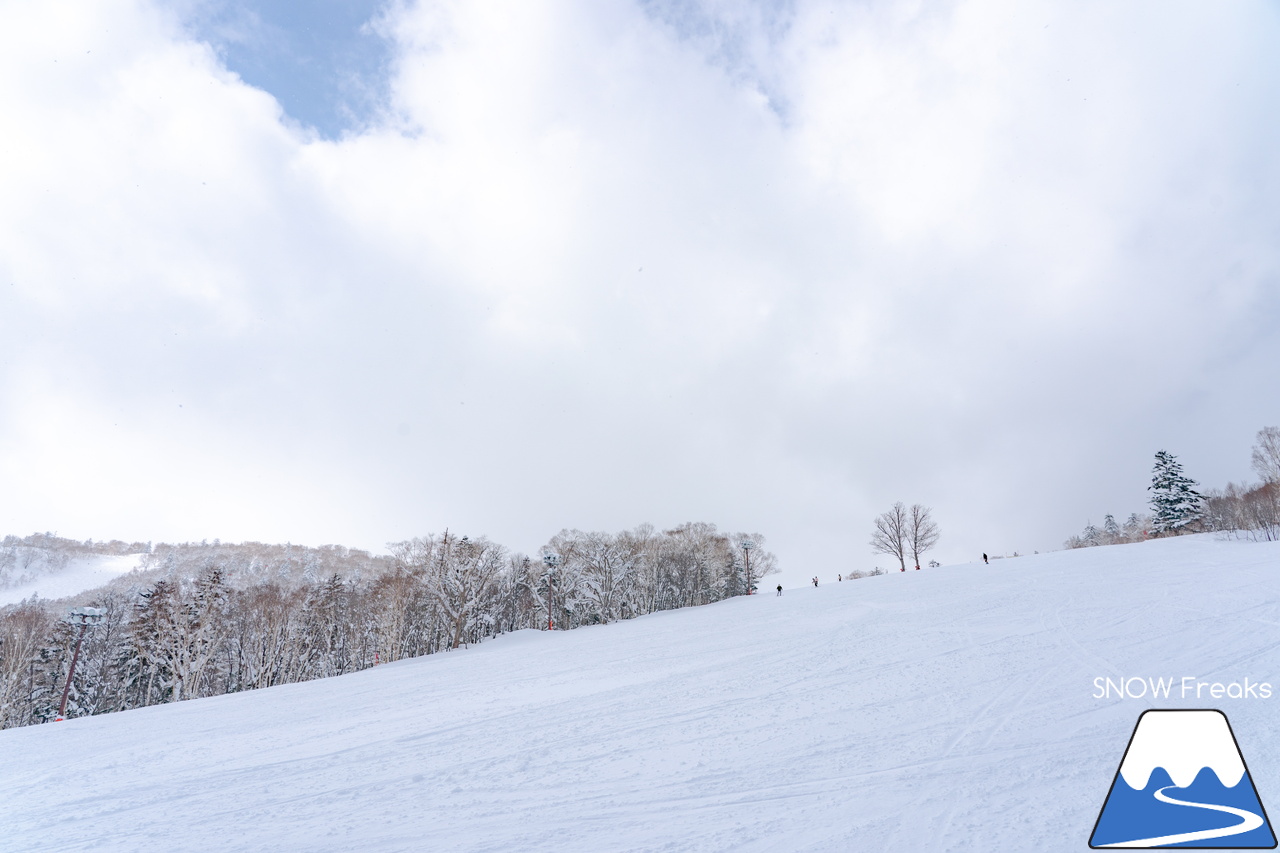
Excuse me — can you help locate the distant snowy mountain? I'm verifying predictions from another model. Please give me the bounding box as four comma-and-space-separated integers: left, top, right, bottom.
3, 534, 1279, 852
0, 553, 145, 607
0, 537, 395, 608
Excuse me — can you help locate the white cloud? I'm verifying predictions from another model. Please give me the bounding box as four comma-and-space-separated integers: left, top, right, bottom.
1, 0, 1278, 580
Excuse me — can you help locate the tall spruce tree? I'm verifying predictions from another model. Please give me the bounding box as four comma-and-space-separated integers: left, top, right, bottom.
1149, 450, 1203, 535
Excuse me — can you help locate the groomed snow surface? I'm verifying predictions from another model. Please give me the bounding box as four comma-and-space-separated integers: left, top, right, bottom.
3, 535, 1279, 852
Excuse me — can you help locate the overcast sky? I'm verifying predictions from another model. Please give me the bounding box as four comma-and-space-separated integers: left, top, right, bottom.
2, 0, 1278, 583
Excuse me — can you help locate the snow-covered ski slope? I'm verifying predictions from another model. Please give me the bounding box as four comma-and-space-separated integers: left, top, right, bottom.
0, 553, 144, 607
3, 536, 1279, 852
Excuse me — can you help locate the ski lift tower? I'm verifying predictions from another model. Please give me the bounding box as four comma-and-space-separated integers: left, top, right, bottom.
741, 540, 756, 595
542, 551, 560, 630
56, 606, 106, 721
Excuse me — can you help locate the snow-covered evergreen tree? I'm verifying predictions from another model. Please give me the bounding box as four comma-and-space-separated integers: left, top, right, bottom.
1123, 513, 1143, 538
1081, 523, 1101, 547
1149, 450, 1203, 535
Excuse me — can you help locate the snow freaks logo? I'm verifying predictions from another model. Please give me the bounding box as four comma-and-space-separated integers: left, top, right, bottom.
1089, 710, 1277, 848
1093, 676, 1273, 700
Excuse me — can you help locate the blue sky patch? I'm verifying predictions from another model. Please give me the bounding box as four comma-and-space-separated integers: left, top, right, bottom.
182, 0, 394, 138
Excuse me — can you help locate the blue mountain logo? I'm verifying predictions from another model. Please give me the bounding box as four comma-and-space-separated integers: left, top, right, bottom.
1090, 709, 1276, 848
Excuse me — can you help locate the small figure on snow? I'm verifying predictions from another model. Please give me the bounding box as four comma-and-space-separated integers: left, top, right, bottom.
776, 584, 783, 596
838, 573, 843, 582
915, 564, 921, 570
812, 576, 818, 587
982, 553, 989, 564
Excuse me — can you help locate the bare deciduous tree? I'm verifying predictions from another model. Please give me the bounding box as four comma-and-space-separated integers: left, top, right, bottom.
1241, 482, 1280, 540
907, 504, 940, 569
1253, 426, 1280, 485
424, 533, 506, 650
870, 502, 909, 572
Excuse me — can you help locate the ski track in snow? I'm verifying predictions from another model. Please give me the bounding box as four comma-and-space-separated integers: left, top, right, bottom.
2, 536, 1279, 851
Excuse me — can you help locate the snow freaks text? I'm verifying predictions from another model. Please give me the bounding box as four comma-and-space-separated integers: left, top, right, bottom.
1093, 677, 1273, 701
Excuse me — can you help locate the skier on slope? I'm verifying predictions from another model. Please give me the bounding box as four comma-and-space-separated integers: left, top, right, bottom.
776, 584, 783, 596
982, 553, 989, 564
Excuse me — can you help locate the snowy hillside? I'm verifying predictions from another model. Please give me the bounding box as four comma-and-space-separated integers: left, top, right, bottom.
2, 535, 1278, 852
0, 553, 145, 607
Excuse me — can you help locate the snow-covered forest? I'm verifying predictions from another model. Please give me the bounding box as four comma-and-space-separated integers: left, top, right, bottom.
0, 524, 775, 729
